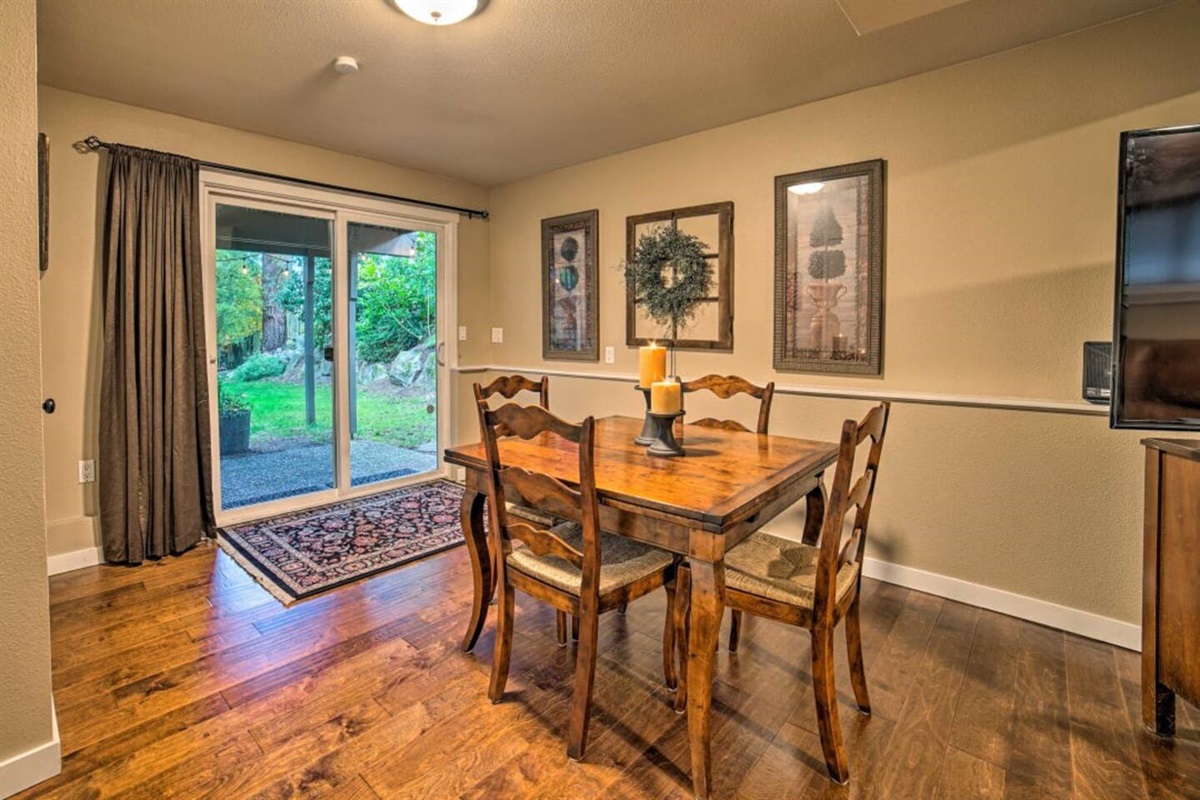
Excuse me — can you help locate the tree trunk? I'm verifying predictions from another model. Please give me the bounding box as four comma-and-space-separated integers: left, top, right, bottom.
261, 254, 288, 352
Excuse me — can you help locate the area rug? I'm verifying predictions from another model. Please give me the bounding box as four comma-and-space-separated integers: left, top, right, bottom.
218, 479, 467, 604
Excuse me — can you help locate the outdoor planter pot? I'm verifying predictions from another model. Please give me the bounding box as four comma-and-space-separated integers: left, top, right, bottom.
220, 409, 251, 455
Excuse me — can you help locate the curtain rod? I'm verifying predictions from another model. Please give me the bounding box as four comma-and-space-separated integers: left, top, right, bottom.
79, 136, 490, 221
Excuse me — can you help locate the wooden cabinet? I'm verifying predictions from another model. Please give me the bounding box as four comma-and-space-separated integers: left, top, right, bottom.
1142, 438, 1200, 735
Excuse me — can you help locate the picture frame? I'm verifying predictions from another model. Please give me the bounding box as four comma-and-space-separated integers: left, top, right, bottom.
625, 201, 734, 350
542, 209, 600, 361
38, 132, 49, 273
773, 159, 885, 375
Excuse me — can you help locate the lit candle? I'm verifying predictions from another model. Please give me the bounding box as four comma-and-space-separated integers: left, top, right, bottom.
650, 378, 682, 414
638, 342, 667, 389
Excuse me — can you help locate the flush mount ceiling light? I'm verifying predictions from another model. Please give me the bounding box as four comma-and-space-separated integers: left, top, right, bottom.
393, 0, 479, 26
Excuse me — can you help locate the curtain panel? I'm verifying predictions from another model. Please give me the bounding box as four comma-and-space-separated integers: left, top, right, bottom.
99, 145, 214, 563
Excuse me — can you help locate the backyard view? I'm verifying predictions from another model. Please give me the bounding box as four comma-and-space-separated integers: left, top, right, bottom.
215, 206, 438, 510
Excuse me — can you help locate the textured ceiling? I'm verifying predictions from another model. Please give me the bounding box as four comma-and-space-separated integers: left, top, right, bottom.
37, 0, 1172, 187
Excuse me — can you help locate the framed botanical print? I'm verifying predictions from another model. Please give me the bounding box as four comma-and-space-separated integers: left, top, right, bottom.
625, 201, 734, 350
542, 209, 599, 361
774, 159, 885, 375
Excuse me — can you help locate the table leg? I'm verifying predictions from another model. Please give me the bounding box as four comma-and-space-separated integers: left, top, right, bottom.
687, 557, 724, 800
459, 482, 491, 653
801, 479, 827, 546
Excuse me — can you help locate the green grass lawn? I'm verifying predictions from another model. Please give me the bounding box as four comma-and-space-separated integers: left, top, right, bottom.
223, 379, 435, 449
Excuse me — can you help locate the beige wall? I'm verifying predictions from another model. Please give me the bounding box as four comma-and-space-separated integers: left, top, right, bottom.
37, 86, 492, 556
0, 0, 57, 782
484, 3, 1200, 626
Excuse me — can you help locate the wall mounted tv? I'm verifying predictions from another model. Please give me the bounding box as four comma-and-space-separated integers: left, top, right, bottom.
1111, 124, 1200, 431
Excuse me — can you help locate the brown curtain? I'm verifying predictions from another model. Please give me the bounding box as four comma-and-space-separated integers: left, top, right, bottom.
99, 145, 214, 563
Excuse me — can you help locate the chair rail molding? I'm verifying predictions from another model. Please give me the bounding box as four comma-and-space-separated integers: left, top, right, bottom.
452, 364, 1107, 417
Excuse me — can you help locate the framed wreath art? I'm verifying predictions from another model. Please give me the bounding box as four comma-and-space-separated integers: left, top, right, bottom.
625, 202, 734, 350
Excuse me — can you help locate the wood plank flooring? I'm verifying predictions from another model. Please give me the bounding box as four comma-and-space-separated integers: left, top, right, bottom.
17, 543, 1200, 800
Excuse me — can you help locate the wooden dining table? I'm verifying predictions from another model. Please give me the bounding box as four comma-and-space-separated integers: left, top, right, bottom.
444, 415, 839, 799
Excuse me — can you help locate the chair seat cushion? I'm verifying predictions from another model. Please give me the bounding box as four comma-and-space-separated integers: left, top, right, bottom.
724, 530, 859, 609
506, 522, 674, 596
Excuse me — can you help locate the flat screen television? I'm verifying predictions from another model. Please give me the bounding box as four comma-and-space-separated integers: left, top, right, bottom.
1111, 124, 1200, 431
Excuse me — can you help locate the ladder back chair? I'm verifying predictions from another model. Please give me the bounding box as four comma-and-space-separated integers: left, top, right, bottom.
474, 375, 576, 643
680, 374, 775, 434
678, 375, 775, 646
675, 402, 890, 784
478, 401, 679, 760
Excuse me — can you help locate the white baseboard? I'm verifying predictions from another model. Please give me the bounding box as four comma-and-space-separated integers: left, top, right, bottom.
0, 702, 60, 798
46, 546, 104, 576
862, 558, 1141, 651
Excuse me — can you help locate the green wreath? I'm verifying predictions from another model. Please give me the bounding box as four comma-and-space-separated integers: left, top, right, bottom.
623, 226, 712, 339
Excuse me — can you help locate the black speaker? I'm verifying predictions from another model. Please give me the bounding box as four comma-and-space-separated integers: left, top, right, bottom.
1083, 342, 1112, 405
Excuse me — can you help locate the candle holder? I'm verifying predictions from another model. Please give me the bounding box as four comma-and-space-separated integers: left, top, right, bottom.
646, 410, 686, 458
634, 385, 657, 445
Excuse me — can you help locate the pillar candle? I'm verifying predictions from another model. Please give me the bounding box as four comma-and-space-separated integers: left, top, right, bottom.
650, 378, 682, 414
638, 342, 667, 389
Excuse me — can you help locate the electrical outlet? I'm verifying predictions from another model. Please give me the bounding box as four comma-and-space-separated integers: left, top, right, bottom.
458, 326, 467, 341
78, 459, 95, 484
491, 327, 504, 343
605, 346, 614, 364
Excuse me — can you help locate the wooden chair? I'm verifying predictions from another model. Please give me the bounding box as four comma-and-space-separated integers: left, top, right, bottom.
675, 402, 890, 784
473, 374, 550, 417
680, 374, 775, 434
474, 374, 576, 643
478, 401, 679, 760
679, 375, 775, 647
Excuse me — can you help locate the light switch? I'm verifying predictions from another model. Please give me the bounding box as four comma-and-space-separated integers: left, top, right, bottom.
605, 346, 614, 364
458, 326, 468, 341
491, 327, 504, 343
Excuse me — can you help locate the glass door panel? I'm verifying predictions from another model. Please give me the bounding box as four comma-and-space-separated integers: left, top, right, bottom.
213, 203, 335, 510
345, 220, 438, 487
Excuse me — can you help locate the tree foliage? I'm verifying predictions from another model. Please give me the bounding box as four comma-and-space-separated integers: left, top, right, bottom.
353, 232, 437, 363
215, 252, 263, 347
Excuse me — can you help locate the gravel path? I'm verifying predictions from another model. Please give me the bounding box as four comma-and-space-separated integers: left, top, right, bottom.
220, 438, 438, 509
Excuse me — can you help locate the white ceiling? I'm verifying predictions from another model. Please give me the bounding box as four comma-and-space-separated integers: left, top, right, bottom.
37, 0, 1173, 187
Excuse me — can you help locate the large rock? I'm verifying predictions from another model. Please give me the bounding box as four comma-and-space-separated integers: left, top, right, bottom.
388, 342, 436, 388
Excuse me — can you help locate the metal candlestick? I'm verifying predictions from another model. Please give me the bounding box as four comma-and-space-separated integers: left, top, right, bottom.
647, 410, 686, 457
634, 385, 656, 445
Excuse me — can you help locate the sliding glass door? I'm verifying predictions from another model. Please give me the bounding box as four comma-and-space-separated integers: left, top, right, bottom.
201, 175, 455, 523
212, 202, 336, 510
345, 219, 438, 487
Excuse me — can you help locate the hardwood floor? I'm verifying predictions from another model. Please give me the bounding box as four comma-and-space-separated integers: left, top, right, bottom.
18, 543, 1200, 800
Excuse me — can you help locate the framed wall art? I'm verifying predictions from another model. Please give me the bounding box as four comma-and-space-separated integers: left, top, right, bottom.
625, 201, 733, 350
38, 132, 49, 273
542, 209, 600, 361
773, 159, 885, 375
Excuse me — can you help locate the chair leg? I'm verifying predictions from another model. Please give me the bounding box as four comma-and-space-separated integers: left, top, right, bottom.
488, 586, 516, 704
567, 602, 600, 760
556, 610, 568, 646
617, 602, 628, 615
673, 564, 691, 714
810, 626, 849, 784
845, 593, 871, 715
571, 614, 580, 642
663, 582, 678, 690
729, 610, 743, 652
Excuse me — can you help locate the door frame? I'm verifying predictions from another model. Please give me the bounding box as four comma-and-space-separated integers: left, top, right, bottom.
199, 170, 460, 527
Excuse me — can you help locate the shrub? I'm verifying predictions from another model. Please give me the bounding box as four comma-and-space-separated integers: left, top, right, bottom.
227, 353, 287, 382
218, 385, 250, 414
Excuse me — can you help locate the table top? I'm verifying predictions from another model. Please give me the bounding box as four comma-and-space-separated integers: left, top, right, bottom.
444, 415, 839, 531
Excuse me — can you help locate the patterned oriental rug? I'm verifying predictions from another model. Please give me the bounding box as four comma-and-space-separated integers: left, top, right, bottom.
218, 479, 466, 604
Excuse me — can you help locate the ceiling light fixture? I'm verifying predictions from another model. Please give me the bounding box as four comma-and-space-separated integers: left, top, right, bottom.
393, 0, 479, 26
